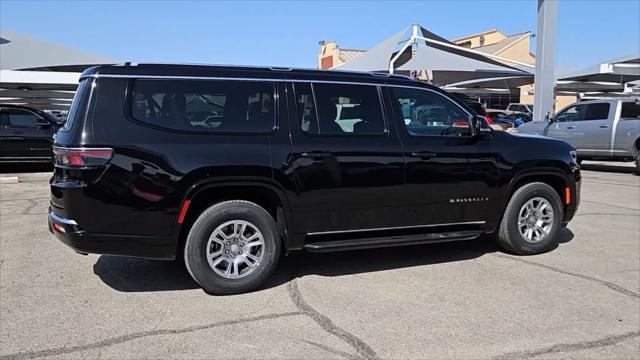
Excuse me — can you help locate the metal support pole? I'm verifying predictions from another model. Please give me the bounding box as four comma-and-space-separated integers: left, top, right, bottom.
533, 0, 558, 122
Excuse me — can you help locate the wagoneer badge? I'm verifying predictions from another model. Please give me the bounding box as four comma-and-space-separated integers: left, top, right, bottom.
450, 197, 489, 203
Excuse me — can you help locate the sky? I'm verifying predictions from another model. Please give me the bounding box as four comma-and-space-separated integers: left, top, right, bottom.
1, 0, 639, 70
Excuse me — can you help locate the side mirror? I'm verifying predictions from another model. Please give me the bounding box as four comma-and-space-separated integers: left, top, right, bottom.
36, 120, 50, 129
545, 112, 554, 123
473, 116, 491, 136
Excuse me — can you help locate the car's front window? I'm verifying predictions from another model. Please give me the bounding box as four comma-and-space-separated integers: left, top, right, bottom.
393, 88, 472, 137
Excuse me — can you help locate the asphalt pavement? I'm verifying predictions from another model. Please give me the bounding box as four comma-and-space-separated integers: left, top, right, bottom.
1, 162, 638, 359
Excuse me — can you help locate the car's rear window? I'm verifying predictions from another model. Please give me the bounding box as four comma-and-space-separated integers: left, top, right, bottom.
62, 79, 91, 131
621, 102, 640, 119
130, 79, 276, 133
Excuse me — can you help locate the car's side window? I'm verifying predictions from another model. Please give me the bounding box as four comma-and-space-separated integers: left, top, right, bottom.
4, 109, 41, 128
582, 103, 610, 121
293, 83, 319, 133
620, 102, 640, 120
555, 104, 585, 122
298, 83, 386, 136
392, 87, 472, 137
131, 79, 276, 133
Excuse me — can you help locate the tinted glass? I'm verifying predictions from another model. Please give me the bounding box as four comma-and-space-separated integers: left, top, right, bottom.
310, 83, 385, 135
583, 103, 610, 120
293, 83, 318, 133
5, 109, 40, 128
131, 80, 275, 133
393, 87, 471, 137
621, 102, 640, 119
63, 79, 90, 131
555, 104, 586, 122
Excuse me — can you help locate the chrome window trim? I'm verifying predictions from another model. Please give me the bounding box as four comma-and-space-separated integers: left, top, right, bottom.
49, 211, 78, 226
81, 74, 403, 88
306, 221, 486, 235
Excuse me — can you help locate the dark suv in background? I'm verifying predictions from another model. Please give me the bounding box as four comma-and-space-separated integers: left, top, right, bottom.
49, 64, 580, 294
1, 104, 64, 163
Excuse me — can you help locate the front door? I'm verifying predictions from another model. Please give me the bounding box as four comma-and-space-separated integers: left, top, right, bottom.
286, 81, 405, 234
547, 102, 612, 156
387, 86, 500, 227
0, 108, 54, 161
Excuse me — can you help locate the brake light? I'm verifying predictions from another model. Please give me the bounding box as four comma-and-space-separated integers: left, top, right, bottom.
53, 223, 66, 234
53, 147, 113, 168
485, 116, 493, 124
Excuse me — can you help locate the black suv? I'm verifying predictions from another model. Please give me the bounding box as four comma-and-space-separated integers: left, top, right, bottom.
49, 64, 581, 294
0, 104, 64, 163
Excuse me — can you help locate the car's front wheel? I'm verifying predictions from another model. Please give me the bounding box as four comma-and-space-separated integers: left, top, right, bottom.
184, 200, 281, 295
497, 182, 563, 255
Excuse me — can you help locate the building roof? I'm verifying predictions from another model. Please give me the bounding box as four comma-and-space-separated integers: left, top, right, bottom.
474, 32, 531, 55
0, 28, 117, 71
338, 48, 366, 63
451, 29, 505, 42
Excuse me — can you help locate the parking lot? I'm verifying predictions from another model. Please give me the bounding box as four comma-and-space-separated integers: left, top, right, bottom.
0, 163, 638, 360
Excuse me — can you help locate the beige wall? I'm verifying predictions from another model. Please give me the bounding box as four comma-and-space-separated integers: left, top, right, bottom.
318, 41, 339, 69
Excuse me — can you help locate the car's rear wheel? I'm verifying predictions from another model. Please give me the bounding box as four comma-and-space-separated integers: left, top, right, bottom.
635, 152, 640, 175
497, 182, 563, 255
184, 200, 281, 295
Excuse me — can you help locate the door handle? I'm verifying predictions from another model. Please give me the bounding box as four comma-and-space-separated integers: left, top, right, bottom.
300, 151, 332, 159
566, 126, 576, 129
599, 125, 609, 128
411, 151, 437, 159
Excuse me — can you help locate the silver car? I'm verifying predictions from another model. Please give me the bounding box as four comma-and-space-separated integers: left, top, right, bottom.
516, 98, 640, 172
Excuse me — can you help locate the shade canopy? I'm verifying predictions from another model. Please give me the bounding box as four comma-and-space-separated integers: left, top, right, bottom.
558, 54, 640, 83
443, 75, 534, 90
0, 29, 117, 110
334, 24, 532, 86
0, 28, 117, 71
331, 27, 410, 73
0, 70, 80, 110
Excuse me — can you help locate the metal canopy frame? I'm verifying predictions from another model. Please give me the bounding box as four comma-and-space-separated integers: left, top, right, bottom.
388, 24, 536, 74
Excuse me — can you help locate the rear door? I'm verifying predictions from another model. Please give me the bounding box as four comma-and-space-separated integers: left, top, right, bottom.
286, 81, 405, 234
614, 101, 640, 157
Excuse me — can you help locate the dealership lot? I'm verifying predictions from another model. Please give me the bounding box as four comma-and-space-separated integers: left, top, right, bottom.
0, 165, 638, 360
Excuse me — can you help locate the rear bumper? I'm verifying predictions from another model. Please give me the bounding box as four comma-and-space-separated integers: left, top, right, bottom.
48, 210, 176, 260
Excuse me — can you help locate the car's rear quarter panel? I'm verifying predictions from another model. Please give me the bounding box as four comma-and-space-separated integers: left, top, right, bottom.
56, 77, 273, 241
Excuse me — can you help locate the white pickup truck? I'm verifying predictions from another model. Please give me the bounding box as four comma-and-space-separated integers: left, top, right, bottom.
515, 98, 640, 172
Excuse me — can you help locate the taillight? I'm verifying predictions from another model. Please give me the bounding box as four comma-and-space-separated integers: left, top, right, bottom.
53, 147, 113, 168
484, 116, 493, 124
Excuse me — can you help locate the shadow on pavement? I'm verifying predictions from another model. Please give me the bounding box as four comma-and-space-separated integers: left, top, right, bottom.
0, 163, 53, 174
580, 162, 637, 175
93, 228, 574, 293
93, 236, 505, 293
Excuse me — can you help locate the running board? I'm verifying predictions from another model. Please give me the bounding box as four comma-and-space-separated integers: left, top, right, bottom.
304, 230, 482, 253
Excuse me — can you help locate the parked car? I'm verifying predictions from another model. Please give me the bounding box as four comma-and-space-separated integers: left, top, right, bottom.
49, 64, 581, 294
485, 111, 531, 130
0, 104, 64, 163
516, 98, 640, 172
506, 103, 533, 115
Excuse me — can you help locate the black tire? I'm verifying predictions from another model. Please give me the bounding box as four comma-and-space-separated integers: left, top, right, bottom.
497, 182, 563, 255
635, 152, 640, 175
184, 200, 281, 295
